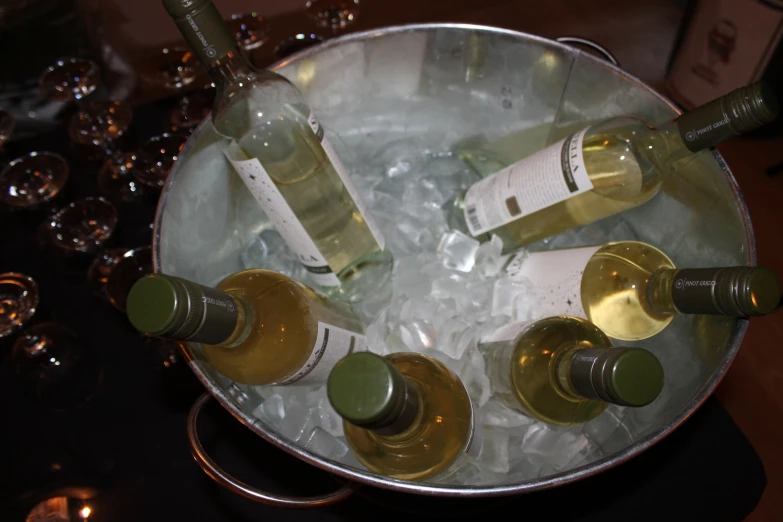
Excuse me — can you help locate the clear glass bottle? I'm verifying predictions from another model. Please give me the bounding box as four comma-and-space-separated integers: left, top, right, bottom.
327, 352, 480, 481
161, 0, 391, 303
505, 241, 780, 341
126, 270, 366, 385
479, 316, 665, 426
449, 82, 778, 249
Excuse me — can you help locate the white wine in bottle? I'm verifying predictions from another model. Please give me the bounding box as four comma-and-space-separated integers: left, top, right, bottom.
162, 0, 391, 303
480, 316, 664, 426
126, 270, 366, 385
504, 241, 780, 341
449, 82, 778, 249
327, 352, 481, 481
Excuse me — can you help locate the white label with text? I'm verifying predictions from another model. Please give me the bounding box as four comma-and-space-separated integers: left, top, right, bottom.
508, 246, 601, 321
226, 144, 341, 287
278, 322, 367, 385
462, 128, 592, 236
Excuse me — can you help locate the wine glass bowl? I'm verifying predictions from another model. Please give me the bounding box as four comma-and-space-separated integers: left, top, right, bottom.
141, 47, 200, 91
0, 272, 38, 338
273, 33, 325, 59
105, 246, 153, 312
0, 151, 69, 210
48, 197, 118, 254
12, 322, 103, 411
97, 152, 146, 205
0, 109, 15, 148
227, 12, 271, 51
87, 247, 129, 297
132, 133, 187, 189
68, 100, 133, 147
38, 57, 101, 102
169, 83, 215, 132
305, 0, 360, 36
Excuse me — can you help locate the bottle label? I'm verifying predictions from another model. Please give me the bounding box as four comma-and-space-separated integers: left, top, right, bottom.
462, 128, 592, 236
504, 245, 601, 320
226, 144, 341, 288
306, 112, 386, 249
277, 322, 367, 386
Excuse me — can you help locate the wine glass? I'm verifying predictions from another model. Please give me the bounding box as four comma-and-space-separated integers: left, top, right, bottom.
0, 109, 15, 149
0, 151, 69, 211
227, 12, 271, 51
273, 33, 325, 60
38, 57, 101, 103
68, 100, 133, 161
140, 47, 200, 91
105, 246, 152, 312
97, 152, 147, 206
86, 247, 129, 298
131, 133, 187, 189
0, 272, 38, 339
48, 197, 118, 256
305, 0, 360, 37
12, 322, 103, 411
169, 83, 215, 133
25, 496, 97, 522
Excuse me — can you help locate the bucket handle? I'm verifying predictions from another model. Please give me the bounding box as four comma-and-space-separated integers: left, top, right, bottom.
187, 392, 357, 508
556, 37, 620, 67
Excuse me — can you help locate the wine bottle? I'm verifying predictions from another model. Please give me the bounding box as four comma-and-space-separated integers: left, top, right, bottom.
479, 316, 665, 426
327, 352, 481, 481
448, 82, 778, 249
504, 241, 780, 341
126, 270, 366, 386
161, 0, 391, 302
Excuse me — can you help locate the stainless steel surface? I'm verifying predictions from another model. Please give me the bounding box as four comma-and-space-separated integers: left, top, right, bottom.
556, 36, 620, 66
153, 23, 755, 497
187, 393, 356, 507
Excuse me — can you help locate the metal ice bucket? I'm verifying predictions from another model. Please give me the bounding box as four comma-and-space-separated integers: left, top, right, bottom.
152, 24, 754, 505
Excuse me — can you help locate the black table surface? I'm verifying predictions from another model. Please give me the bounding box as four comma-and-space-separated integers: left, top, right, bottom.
0, 101, 767, 522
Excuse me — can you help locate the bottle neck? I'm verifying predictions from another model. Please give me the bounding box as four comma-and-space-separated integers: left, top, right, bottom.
648, 266, 781, 316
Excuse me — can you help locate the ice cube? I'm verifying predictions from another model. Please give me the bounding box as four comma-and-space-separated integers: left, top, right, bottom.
252, 394, 285, 424
480, 427, 511, 473
386, 215, 440, 256
377, 139, 425, 178
240, 229, 305, 280
463, 278, 495, 322
435, 318, 474, 360
481, 400, 534, 429
511, 278, 541, 322
431, 272, 470, 302
277, 402, 317, 442
473, 234, 505, 279
399, 320, 437, 351
520, 424, 590, 471
491, 276, 533, 318
316, 396, 344, 437
394, 255, 432, 298
303, 427, 349, 460
437, 230, 480, 272
583, 406, 629, 450
403, 178, 446, 220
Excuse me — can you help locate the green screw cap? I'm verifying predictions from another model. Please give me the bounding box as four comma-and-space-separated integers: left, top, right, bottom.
327, 352, 417, 433
127, 274, 184, 336
606, 348, 664, 408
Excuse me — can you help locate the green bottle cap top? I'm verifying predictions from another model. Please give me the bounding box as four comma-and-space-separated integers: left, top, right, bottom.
569, 347, 664, 407
127, 273, 239, 345
605, 348, 665, 408
327, 352, 419, 435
